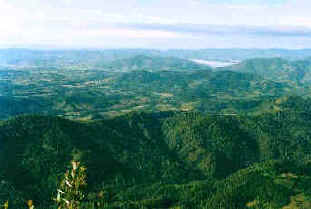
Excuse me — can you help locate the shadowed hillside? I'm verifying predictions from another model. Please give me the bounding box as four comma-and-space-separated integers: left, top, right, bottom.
1, 102, 311, 208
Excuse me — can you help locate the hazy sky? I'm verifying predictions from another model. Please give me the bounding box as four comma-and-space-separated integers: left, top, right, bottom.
1, 0, 311, 49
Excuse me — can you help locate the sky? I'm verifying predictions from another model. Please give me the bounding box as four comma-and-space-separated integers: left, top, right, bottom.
0, 0, 311, 49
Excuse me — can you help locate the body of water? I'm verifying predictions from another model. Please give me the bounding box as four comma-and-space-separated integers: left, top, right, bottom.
191, 59, 240, 68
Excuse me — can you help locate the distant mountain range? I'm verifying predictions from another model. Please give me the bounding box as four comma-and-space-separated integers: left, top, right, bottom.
2, 48, 311, 67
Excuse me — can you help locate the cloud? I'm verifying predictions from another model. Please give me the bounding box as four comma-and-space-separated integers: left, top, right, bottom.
83, 28, 183, 39
121, 23, 311, 37
0, 0, 311, 49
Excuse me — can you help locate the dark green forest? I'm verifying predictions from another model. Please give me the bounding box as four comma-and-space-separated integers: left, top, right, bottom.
1, 105, 311, 208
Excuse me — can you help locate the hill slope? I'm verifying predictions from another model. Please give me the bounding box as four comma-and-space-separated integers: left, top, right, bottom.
103, 55, 211, 72
1, 104, 311, 208
225, 57, 311, 85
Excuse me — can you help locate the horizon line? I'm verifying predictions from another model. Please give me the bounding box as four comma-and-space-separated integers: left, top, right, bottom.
1, 47, 311, 51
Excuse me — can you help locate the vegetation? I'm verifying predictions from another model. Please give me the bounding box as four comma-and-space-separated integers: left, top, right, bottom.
1, 103, 311, 208
0, 54, 305, 120
1, 50, 311, 208
225, 57, 311, 85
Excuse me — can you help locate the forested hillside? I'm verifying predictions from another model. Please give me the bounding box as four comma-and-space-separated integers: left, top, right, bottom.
1, 97, 311, 208
225, 57, 311, 85
102, 55, 211, 72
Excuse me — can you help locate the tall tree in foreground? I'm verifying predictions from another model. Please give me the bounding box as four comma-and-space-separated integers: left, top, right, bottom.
55, 161, 87, 209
